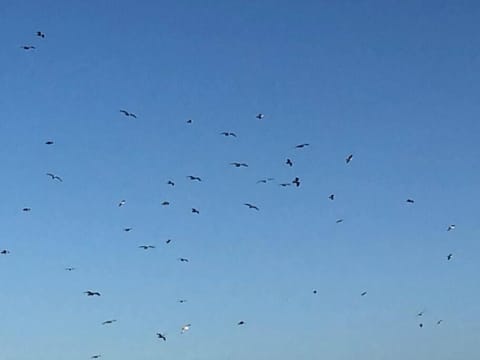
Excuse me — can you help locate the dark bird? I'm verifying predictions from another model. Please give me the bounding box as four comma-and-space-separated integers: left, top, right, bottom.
406, 199, 415, 203
178, 257, 189, 262
138, 245, 155, 250
45, 140, 54, 145
345, 154, 353, 164
161, 201, 170, 206
22, 208, 31, 212
187, 175, 202, 181
417, 310, 425, 317
36, 31, 45, 38
123, 228, 132, 232
447, 253, 453, 261
419, 323, 423, 328
295, 143, 310, 148
328, 194, 335, 200
292, 177, 301, 187
1, 250, 10, 255
286, 158, 293, 167
21, 45, 35, 50
119, 109, 137, 118
237, 321, 245, 326
244, 203, 259, 211
447, 224, 456, 232
361, 291, 367, 296
156, 333, 167, 341
65, 267, 76, 271
220, 132, 237, 137
257, 178, 274, 184
178, 299, 187, 303
279, 183, 291, 187
165, 239, 172, 244
186, 119, 193, 124
118, 200, 126, 207
313, 289, 317, 294
84, 291, 101, 296
191, 208, 200, 214
91, 355, 101, 359
46, 173, 63, 182
167, 180, 175, 186
230, 162, 248, 167
437, 320, 443, 325
336, 219, 344, 223
256, 113, 265, 119
102, 320, 117, 325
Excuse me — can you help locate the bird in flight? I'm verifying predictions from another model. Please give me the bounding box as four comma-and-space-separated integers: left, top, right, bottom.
123, 228, 132, 232
418, 323, 423, 328
257, 178, 275, 184
345, 154, 353, 164
187, 175, 202, 181
91, 355, 101, 359
178, 299, 187, 303
406, 199, 415, 203
46, 173, 63, 182
237, 321, 245, 326
45, 140, 54, 145
256, 113, 265, 119
186, 119, 193, 124
161, 201, 170, 206
118, 200, 126, 207
102, 320, 117, 325
417, 310, 425, 317
220, 132, 237, 137
191, 208, 200, 214
230, 162, 248, 167
165, 239, 172, 244
22, 208, 31, 212
36, 31, 45, 38
313, 289, 317, 294
360, 291, 367, 296
138, 245, 155, 250
336, 219, 344, 223
181, 324, 191, 334
178, 257, 189, 262
447, 253, 453, 261
21, 45, 35, 50
119, 109, 137, 118
295, 143, 309, 149
156, 333, 167, 341
447, 224, 456, 231
65, 267, 76, 271
328, 194, 335, 200
279, 183, 291, 187
167, 180, 175, 186
286, 158, 293, 167
244, 203, 259, 211
1, 250, 10, 255
84, 291, 101, 296
437, 320, 443, 325
292, 177, 301, 187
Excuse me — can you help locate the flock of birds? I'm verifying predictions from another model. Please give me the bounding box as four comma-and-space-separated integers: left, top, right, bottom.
9, 30, 460, 359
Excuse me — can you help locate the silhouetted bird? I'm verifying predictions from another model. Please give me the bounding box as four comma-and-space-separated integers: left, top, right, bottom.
178, 299, 187, 303
437, 320, 443, 325
165, 239, 172, 244
84, 291, 101, 296
36, 31, 45, 38
156, 333, 167, 341
167, 180, 175, 186
256, 113, 264, 119
406, 199, 415, 203
138, 245, 155, 250
257, 178, 274, 184
119, 109, 137, 118
102, 320, 117, 325
46, 173, 62, 182
65, 267, 76, 271
220, 132, 237, 137
178, 258, 189, 262
286, 158, 293, 167
295, 143, 309, 148
417, 311, 425, 317
237, 321, 245, 325
21, 45, 35, 50
186, 119, 193, 124
361, 291, 367, 296
313, 290, 317, 294
244, 203, 259, 211
91, 355, 101, 359
187, 176, 202, 181
419, 323, 423, 328
1, 250, 10, 255
230, 162, 248, 167
345, 154, 353, 164
123, 228, 132, 232
181, 324, 191, 333
328, 194, 335, 200
279, 183, 291, 187
292, 177, 301, 187
45, 140, 54, 145
447, 253, 453, 260
118, 200, 126, 207
191, 208, 200, 214
336, 219, 344, 223
22, 208, 31, 212
161, 201, 170, 206
447, 224, 456, 231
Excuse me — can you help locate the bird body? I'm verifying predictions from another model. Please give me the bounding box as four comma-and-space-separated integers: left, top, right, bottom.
292, 177, 301, 187
295, 143, 310, 148
406, 199, 415, 203
22, 208, 31, 212
230, 162, 248, 167
167, 180, 175, 186
346, 154, 353, 164
84, 291, 101, 296
447, 224, 456, 231
118, 200, 126, 207
178, 257, 189, 262
328, 194, 335, 200
156, 333, 167, 341
36, 31, 45, 38
244, 203, 259, 211
1, 249, 10, 255
286, 158, 293, 167
181, 324, 191, 333
102, 320, 117, 325
220, 132, 237, 137
187, 176, 202, 181
237, 321, 245, 325
45, 140, 54, 145
46, 173, 63, 182
139, 245, 155, 250
447, 253, 453, 260
191, 208, 200, 214
161, 201, 170, 206
119, 109, 137, 118
256, 113, 264, 119
361, 291, 367, 296
65, 267, 76, 271
21, 45, 35, 50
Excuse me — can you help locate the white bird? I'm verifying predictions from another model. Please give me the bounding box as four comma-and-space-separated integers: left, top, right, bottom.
181, 323, 191, 334
118, 200, 126, 207
447, 224, 456, 231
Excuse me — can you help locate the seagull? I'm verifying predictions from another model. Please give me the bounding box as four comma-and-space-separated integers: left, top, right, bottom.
286, 158, 293, 167
419, 323, 423, 328
119, 109, 137, 118
191, 208, 200, 214
361, 291, 367, 296
295, 143, 310, 148
21, 45, 35, 50
138, 245, 155, 250
123, 228, 132, 232
447, 253, 453, 261
156, 333, 167, 341
22, 208, 31, 212
161, 201, 170, 206
167, 180, 175, 186
292, 177, 301, 187
220, 132, 237, 137
45, 140, 54, 145
65, 267, 76, 271
187, 176, 202, 181
91, 355, 101, 359
345, 154, 353, 164
178, 299, 187, 303
406, 199, 415, 203
84, 291, 101, 296
447, 224, 456, 231
237, 321, 245, 326
181, 324, 191, 334
118, 200, 126, 207
36, 31, 45, 38
313, 289, 317, 294
178, 257, 189, 262
417, 310, 425, 317
256, 113, 265, 119
244, 203, 259, 211
328, 194, 335, 200
279, 183, 291, 187
46, 173, 63, 182
165, 239, 172, 244
102, 320, 117, 325
336, 219, 344, 223
0, 250, 10, 255
257, 178, 275, 184
230, 162, 248, 167
186, 119, 193, 124
437, 320, 443, 325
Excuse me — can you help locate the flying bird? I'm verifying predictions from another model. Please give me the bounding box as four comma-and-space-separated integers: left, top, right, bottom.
22, 208, 31, 212
46, 173, 63, 182
406, 199, 415, 203
244, 203, 259, 211
419, 323, 423, 328
187, 176, 202, 181
123, 228, 132, 232
65, 267, 76, 271
102, 320, 117, 325
447, 224, 456, 231
36, 31, 45, 38
119, 109, 137, 118
91, 355, 101, 359
237, 321, 245, 326
437, 320, 443, 325
295, 143, 310, 148
313, 289, 317, 294
220, 132, 237, 137
447, 253, 453, 261
21, 45, 35, 50
230, 162, 248, 167
45, 140, 54, 145
167, 180, 175, 186
181, 324, 191, 333
118, 200, 126, 207
186, 119, 193, 124
417, 310, 425, 317
1, 250, 10, 255
286, 158, 293, 167
178, 299, 187, 303
84, 291, 101, 296
156, 333, 167, 341
292, 177, 301, 187
165, 239, 172, 244
279, 183, 291, 187
328, 194, 335, 200
336, 219, 344, 223
178, 257, 189, 262
256, 113, 265, 119
345, 154, 353, 164
138, 245, 155, 250
257, 178, 274, 184
191, 208, 200, 214
161, 201, 170, 206
361, 291, 367, 296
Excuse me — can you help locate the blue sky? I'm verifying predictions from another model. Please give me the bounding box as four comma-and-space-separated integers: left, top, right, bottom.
1, 1, 480, 359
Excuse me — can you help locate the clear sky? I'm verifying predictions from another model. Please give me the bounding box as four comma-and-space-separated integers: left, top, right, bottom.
1, 1, 479, 359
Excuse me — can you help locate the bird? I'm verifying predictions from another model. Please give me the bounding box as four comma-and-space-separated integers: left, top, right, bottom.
345, 154, 353, 164
336, 219, 344, 223
447, 253, 453, 261
119, 109, 137, 118
292, 177, 301, 187
447, 224, 456, 231
257, 178, 274, 184
102, 320, 117, 325
22, 208, 31, 212
156, 333, 167, 341
36, 31, 45, 38
187, 175, 202, 181
295, 143, 310, 148
21, 45, 35, 50
45, 140, 54, 145
237, 321, 245, 326
84, 291, 101, 296
220, 132, 237, 137
91, 355, 101, 359
230, 162, 248, 167
165, 239, 172, 244
286, 158, 293, 167
417, 310, 425, 317
328, 194, 335, 200
65, 267, 76, 271
167, 180, 175, 186
361, 291, 367, 296
138, 245, 155, 250
313, 289, 317, 294
406, 199, 415, 203
178, 299, 187, 303
181, 324, 191, 333
186, 119, 193, 124
1, 250, 10, 255
244, 203, 259, 211
191, 208, 200, 214
437, 320, 443, 325
123, 228, 132, 232
279, 183, 291, 187
178, 257, 189, 262
46, 173, 63, 182
256, 113, 265, 119
161, 201, 170, 206
419, 323, 423, 328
